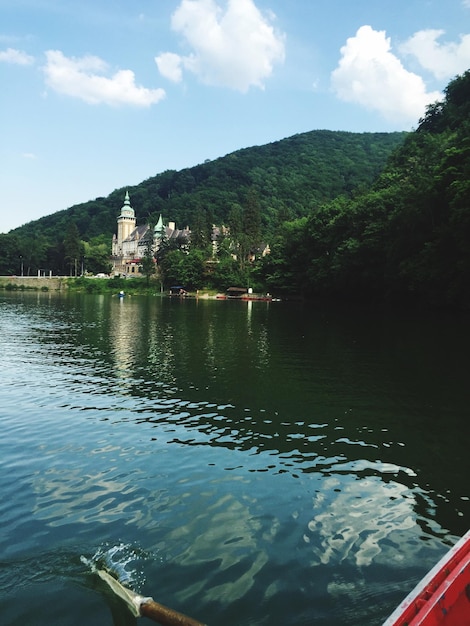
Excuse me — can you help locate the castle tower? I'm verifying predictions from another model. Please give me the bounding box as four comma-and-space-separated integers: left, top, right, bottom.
116, 191, 136, 248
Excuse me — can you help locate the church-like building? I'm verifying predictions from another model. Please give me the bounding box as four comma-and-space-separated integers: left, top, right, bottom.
111, 191, 190, 276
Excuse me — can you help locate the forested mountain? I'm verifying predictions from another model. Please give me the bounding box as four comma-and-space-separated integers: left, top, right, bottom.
9, 130, 406, 243
3, 70, 469, 310
260, 70, 470, 309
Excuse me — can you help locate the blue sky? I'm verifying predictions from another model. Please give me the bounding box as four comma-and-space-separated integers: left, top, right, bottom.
1, 0, 470, 233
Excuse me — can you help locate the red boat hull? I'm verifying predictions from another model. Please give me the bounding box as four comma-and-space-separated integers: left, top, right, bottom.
383, 529, 470, 625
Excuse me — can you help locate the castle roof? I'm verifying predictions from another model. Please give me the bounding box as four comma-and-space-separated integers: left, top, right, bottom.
119, 190, 135, 219
123, 224, 149, 243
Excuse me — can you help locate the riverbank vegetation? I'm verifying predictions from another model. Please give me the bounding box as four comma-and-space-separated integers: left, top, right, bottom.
2, 70, 469, 309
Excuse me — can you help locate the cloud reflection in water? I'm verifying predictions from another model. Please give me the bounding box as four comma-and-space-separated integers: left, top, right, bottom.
305, 472, 417, 567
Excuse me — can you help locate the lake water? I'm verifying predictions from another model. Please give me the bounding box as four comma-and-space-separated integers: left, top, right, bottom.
0, 291, 468, 625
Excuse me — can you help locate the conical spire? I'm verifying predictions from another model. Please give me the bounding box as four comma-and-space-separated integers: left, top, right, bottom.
154, 214, 165, 235
120, 190, 135, 218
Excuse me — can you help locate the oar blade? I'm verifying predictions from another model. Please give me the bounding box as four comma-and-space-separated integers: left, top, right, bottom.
96, 568, 150, 618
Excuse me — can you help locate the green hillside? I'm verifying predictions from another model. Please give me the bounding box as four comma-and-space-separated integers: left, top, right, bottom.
11, 129, 407, 243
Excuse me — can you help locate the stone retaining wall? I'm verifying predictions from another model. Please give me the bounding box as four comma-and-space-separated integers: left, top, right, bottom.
0, 276, 70, 291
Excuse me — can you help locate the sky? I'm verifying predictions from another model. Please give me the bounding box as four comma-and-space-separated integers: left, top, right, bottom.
1, 0, 470, 233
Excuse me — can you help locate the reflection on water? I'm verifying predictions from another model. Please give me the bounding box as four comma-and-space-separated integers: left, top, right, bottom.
306, 474, 415, 567
0, 292, 468, 625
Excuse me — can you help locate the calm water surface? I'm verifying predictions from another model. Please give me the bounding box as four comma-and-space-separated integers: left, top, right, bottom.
0, 292, 468, 625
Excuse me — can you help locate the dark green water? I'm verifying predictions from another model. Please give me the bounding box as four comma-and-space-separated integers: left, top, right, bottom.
0, 292, 468, 625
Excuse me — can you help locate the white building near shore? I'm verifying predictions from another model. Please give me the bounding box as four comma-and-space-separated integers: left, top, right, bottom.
111, 191, 190, 276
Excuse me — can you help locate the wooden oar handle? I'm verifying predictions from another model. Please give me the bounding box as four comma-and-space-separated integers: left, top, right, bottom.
140, 599, 206, 626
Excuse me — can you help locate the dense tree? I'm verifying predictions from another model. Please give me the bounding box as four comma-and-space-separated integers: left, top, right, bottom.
262, 70, 470, 308
63, 222, 82, 276
0, 234, 20, 275
158, 249, 206, 290
139, 231, 157, 286
16, 234, 50, 276
82, 236, 112, 275
8, 131, 406, 247
210, 255, 250, 291
242, 188, 262, 253
258, 218, 309, 294
190, 206, 213, 252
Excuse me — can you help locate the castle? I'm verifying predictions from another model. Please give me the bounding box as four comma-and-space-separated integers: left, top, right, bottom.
111, 191, 190, 276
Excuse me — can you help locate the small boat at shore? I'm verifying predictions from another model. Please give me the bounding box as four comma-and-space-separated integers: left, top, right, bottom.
217, 287, 278, 301
383, 529, 470, 625
240, 294, 274, 301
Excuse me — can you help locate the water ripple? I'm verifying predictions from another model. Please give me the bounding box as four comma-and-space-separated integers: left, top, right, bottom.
1, 294, 468, 626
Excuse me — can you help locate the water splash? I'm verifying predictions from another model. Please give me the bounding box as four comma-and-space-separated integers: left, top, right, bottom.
81, 542, 151, 591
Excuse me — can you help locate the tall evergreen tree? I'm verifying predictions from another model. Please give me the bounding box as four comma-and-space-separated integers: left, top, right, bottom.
63, 222, 82, 276
140, 229, 156, 286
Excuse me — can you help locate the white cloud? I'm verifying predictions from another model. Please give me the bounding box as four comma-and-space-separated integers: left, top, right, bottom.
400, 29, 470, 80
155, 52, 183, 82
155, 0, 285, 92
0, 47, 34, 65
43, 50, 166, 107
331, 26, 441, 126
22, 152, 37, 159
463, 0, 470, 8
